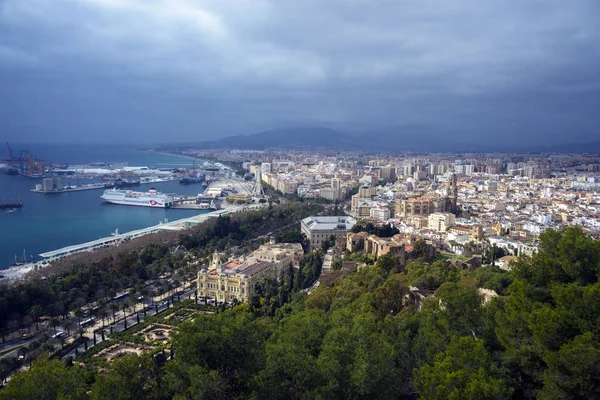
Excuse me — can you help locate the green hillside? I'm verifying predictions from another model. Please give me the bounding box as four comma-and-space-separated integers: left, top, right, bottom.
2, 226, 599, 399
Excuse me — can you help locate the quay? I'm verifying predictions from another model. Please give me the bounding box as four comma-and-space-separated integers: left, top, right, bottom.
171, 203, 217, 210
37, 204, 265, 261
0, 202, 265, 281
30, 177, 184, 194
30, 184, 107, 194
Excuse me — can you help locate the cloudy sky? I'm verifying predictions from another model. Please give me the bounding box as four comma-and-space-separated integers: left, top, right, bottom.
1, 0, 599, 145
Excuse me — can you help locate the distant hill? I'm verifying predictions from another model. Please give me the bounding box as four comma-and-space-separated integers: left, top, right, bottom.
162, 127, 600, 154
202, 127, 348, 149
526, 141, 600, 154
172, 126, 470, 152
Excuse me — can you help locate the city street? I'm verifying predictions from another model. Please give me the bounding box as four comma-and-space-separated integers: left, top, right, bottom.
61, 286, 198, 360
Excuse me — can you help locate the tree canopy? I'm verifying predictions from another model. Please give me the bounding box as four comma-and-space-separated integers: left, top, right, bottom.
2, 226, 600, 399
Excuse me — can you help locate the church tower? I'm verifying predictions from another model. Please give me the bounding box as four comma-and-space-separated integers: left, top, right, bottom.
447, 173, 458, 213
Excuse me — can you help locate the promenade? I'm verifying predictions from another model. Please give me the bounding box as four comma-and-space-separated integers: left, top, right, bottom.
0, 203, 266, 282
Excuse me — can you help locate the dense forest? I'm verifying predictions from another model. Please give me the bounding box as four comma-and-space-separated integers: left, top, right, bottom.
1, 226, 599, 399
0, 203, 323, 336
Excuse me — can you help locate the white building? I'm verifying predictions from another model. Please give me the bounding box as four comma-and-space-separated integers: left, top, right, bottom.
301, 216, 357, 251
427, 212, 456, 233
261, 163, 271, 173
370, 207, 390, 221
537, 214, 553, 225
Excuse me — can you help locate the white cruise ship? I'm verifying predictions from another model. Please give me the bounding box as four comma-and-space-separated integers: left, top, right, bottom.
100, 189, 173, 208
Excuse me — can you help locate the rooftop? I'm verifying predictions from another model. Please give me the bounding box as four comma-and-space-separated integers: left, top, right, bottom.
301, 216, 357, 231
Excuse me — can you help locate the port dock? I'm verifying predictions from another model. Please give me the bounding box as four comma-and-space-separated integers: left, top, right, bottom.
37, 205, 262, 261
171, 203, 217, 210
30, 177, 183, 194
30, 184, 107, 194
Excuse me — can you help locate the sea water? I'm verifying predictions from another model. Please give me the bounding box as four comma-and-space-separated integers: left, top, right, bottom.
0, 144, 209, 269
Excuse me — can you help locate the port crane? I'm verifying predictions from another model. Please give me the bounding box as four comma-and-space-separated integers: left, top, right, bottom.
2, 142, 46, 176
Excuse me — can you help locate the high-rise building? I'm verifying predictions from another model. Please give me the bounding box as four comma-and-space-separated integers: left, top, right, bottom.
428, 164, 437, 176
331, 178, 341, 190
379, 166, 397, 182
261, 162, 271, 173
402, 165, 414, 177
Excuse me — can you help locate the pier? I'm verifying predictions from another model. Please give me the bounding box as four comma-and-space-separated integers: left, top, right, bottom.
37, 204, 263, 261
30, 184, 107, 194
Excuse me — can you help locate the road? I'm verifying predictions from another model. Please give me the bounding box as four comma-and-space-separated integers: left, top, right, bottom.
62, 286, 198, 360
0, 330, 48, 360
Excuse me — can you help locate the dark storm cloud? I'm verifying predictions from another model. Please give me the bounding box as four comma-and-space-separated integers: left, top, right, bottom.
0, 0, 599, 144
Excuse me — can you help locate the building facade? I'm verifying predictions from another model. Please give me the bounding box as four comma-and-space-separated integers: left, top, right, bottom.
428, 212, 456, 232
301, 216, 357, 251
198, 242, 303, 303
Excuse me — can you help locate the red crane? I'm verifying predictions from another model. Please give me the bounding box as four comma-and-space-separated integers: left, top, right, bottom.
3, 142, 18, 162
2, 142, 46, 176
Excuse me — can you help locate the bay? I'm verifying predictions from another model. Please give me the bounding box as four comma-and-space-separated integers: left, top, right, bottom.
0, 144, 208, 269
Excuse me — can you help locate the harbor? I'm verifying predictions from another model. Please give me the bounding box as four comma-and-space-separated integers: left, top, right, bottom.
29, 176, 187, 194
0, 146, 212, 269
30, 180, 107, 193
0, 145, 263, 271
0, 203, 267, 281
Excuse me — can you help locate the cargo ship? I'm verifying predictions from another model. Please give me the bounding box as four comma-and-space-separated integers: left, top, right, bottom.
179, 174, 205, 185
0, 200, 23, 210
100, 188, 173, 208
0, 166, 18, 175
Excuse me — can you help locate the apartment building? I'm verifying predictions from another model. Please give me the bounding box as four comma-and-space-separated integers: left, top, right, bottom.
379, 166, 397, 182
428, 212, 456, 232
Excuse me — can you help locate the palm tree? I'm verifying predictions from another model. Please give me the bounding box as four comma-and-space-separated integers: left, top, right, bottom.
0, 358, 13, 384
73, 309, 84, 327
110, 303, 119, 323
97, 308, 107, 328
129, 288, 137, 312
65, 320, 76, 336
121, 301, 130, 329
140, 287, 150, 309
27, 305, 43, 331
49, 317, 60, 333
121, 301, 129, 321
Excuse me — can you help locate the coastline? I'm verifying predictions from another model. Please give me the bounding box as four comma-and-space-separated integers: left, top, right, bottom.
0, 203, 266, 283
138, 149, 202, 162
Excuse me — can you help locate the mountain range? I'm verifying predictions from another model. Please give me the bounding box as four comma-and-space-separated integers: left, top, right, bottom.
161, 127, 600, 154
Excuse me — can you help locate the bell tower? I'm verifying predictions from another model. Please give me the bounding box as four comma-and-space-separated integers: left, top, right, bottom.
447, 173, 458, 213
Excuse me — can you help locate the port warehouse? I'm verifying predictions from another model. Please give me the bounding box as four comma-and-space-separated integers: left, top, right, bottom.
37, 207, 246, 261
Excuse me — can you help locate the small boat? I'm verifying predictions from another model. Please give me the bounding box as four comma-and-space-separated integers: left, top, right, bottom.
10, 249, 30, 267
